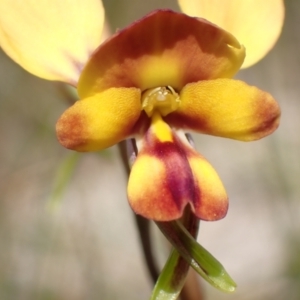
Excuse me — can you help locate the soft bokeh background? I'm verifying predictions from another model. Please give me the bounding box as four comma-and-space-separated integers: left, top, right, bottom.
0, 1, 299, 299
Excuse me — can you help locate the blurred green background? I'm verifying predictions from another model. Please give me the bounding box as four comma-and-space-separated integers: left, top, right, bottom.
0, 0, 299, 299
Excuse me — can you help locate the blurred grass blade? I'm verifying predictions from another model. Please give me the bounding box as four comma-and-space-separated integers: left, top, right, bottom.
48, 152, 80, 210
156, 221, 236, 293
150, 249, 189, 300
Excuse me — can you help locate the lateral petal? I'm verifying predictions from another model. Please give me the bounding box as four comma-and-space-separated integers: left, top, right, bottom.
56, 87, 141, 151
128, 114, 228, 221
78, 10, 245, 97
0, 0, 105, 85
166, 79, 280, 141
178, 0, 284, 68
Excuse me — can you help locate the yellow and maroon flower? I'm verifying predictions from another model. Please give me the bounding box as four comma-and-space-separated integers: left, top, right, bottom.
54, 10, 280, 221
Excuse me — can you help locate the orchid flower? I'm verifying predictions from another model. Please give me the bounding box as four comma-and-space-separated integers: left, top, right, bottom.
54, 9, 280, 222
0, 0, 283, 295
0, 0, 281, 222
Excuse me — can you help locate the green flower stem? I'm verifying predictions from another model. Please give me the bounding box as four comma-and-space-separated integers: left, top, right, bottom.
156, 220, 236, 293
150, 208, 201, 300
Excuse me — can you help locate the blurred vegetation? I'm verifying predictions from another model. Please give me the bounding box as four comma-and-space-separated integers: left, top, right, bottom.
0, 1, 299, 299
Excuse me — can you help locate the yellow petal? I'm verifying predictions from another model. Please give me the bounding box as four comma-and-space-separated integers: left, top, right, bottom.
128, 114, 228, 221
178, 0, 284, 68
166, 79, 280, 141
0, 0, 105, 84
56, 87, 141, 151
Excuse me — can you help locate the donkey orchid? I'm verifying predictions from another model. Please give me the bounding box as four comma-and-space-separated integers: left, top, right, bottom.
0, 2, 280, 223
